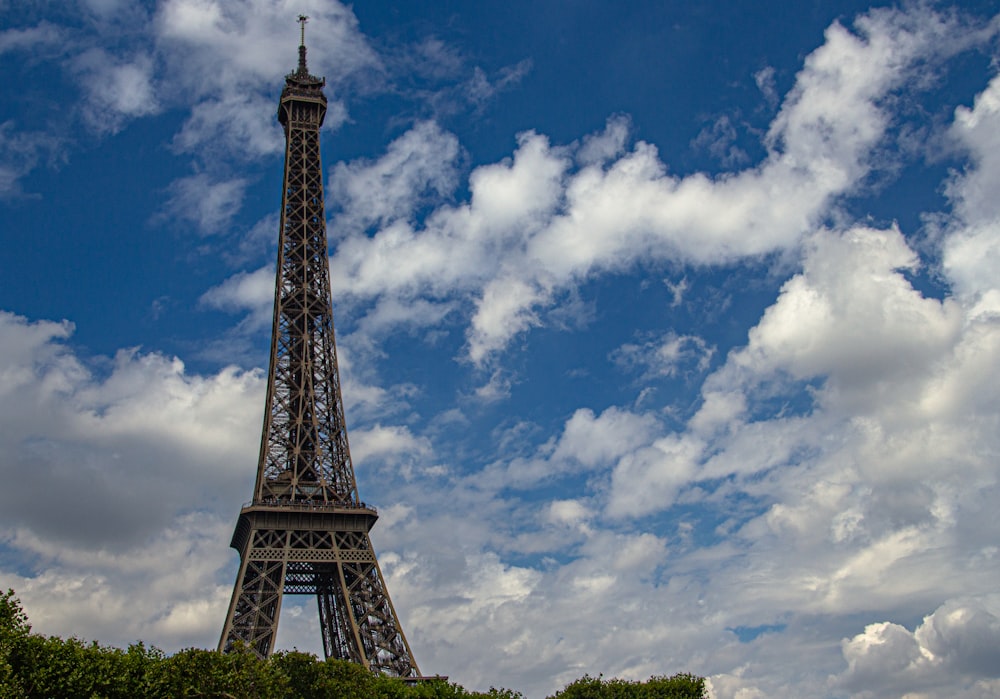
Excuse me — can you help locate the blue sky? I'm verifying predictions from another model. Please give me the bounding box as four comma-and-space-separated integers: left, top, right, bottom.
2, 1, 1000, 697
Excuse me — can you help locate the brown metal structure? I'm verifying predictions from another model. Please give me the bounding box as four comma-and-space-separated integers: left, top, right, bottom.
218, 19, 419, 677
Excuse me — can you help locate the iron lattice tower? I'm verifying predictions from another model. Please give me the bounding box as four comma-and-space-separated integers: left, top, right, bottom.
219, 20, 419, 677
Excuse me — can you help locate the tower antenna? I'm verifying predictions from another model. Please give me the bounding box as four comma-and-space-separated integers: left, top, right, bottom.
298, 14, 308, 43
297, 15, 309, 74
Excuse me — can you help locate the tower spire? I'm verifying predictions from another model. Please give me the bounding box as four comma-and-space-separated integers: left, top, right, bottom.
297, 14, 309, 75
218, 21, 420, 677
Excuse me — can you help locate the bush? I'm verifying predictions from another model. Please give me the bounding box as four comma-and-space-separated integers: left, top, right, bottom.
272, 652, 378, 699
547, 673, 707, 699
0, 589, 30, 698
8, 634, 163, 699
371, 674, 523, 699
148, 645, 286, 698
0, 590, 703, 699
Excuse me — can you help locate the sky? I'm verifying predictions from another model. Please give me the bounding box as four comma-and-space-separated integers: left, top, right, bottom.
1, 1, 1000, 697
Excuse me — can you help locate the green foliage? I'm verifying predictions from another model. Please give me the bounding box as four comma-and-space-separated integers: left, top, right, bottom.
546, 673, 707, 699
0, 591, 30, 643
271, 652, 379, 698
371, 673, 523, 699
643, 674, 706, 699
0, 589, 30, 699
0, 590, 703, 699
8, 634, 164, 699
148, 645, 287, 698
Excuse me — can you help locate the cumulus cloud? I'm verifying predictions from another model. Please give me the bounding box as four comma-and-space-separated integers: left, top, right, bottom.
584, 177, 998, 699
0, 21, 64, 54
382, 63, 1000, 689
328, 120, 461, 233
6, 512, 236, 650
350, 423, 432, 476
160, 173, 249, 235
502, 407, 661, 487
836, 597, 1000, 698
0, 309, 271, 650
0, 122, 64, 197
943, 72, 1000, 312
606, 215, 999, 517
75, 49, 160, 133
323, 6, 974, 364
302, 16, 1000, 692
200, 264, 275, 320
154, 0, 375, 153
0, 0, 379, 223
0, 311, 264, 550
725, 226, 963, 403
3, 5, 1000, 699
611, 331, 714, 379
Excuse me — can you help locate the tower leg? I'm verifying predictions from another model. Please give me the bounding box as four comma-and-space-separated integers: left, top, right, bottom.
219, 510, 418, 675
317, 571, 366, 665
219, 554, 287, 659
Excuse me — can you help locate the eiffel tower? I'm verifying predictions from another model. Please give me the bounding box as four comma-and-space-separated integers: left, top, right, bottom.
218, 18, 419, 677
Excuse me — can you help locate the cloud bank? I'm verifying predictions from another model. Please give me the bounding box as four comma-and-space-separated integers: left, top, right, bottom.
0, 4, 999, 699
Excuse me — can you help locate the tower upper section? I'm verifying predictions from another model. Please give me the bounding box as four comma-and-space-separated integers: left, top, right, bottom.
278, 16, 327, 129
253, 18, 357, 506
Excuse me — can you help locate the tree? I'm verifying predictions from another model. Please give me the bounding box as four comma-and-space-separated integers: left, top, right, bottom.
0, 589, 703, 699
147, 645, 286, 698
547, 673, 707, 699
371, 673, 524, 699
0, 590, 29, 698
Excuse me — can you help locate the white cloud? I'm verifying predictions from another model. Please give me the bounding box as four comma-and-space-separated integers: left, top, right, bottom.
603, 213, 1000, 694
0, 311, 263, 550
154, 0, 375, 154
0, 309, 268, 653
4, 6, 1000, 699
550, 407, 660, 470
606, 434, 702, 518
329, 120, 460, 232
0, 21, 64, 54
160, 173, 249, 235
728, 226, 963, 401
199, 264, 275, 324
647, 216, 999, 517
0, 122, 64, 198
6, 512, 237, 650
172, 91, 286, 158
0, 1, 378, 202
350, 423, 432, 468
326, 6, 974, 364
835, 597, 1000, 698
468, 276, 546, 364
943, 72, 1000, 310
155, 0, 377, 94
577, 115, 631, 167
503, 406, 661, 487
546, 499, 592, 528
612, 331, 713, 378
75, 49, 160, 133
354, 297, 456, 339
